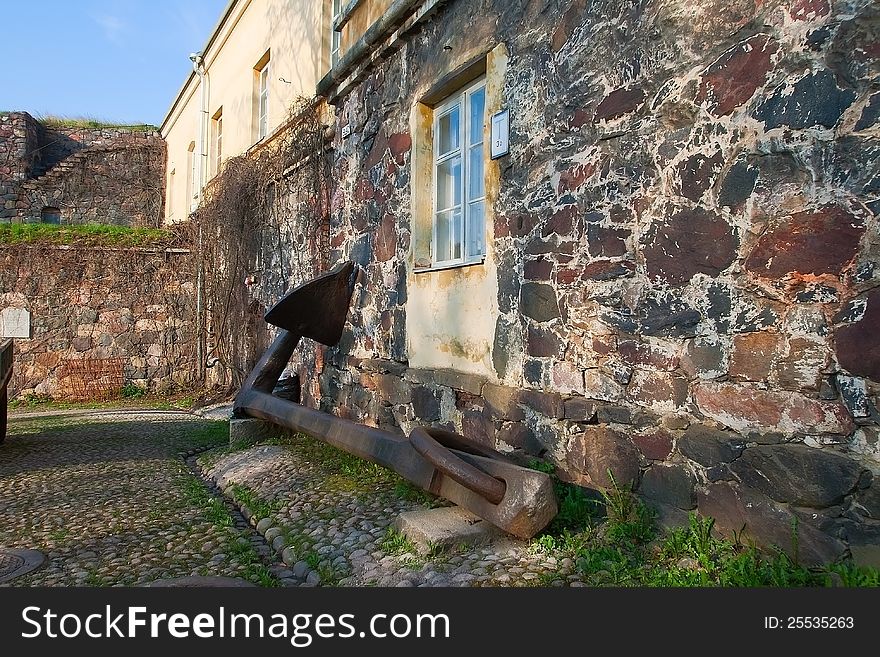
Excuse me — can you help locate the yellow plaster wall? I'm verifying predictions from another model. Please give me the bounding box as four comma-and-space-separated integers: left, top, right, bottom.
405, 44, 509, 381
161, 0, 325, 223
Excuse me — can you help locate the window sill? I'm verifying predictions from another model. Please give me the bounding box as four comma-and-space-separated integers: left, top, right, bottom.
413, 257, 485, 274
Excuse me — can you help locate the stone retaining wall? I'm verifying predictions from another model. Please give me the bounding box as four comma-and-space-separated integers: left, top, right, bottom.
300, 0, 880, 564
0, 245, 197, 399
0, 112, 165, 226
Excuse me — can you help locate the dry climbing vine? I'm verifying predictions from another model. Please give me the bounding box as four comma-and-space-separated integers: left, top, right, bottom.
180, 97, 332, 392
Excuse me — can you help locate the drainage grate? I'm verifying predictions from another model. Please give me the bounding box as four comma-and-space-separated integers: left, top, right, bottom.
0, 548, 46, 584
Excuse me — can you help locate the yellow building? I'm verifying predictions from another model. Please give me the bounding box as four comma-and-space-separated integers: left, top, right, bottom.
160, 0, 335, 223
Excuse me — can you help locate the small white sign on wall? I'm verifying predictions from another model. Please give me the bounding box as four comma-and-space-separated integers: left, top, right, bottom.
0, 307, 31, 339
490, 109, 510, 159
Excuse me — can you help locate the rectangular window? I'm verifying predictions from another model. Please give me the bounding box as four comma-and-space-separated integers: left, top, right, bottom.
330, 0, 342, 67
211, 108, 223, 177
432, 77, 486, 268
257, 62, 269, 140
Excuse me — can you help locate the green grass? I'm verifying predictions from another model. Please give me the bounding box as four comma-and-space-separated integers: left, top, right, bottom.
9, 391, 196, 412
38, 115, 158, 131
525, 468, 880, 588
379, 527, 417, 557
180, 474, 233, 527
0, 223, 171, 247
228, 483, 281, 521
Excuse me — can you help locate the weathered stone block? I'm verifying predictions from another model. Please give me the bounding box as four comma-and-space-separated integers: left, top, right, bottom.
461, 411, 494, 447
617, 340, 679, 371
482, 383, 525, 421
431, 368, 485, 395
497, 422, 544, 454
583, 368, 623, 402
696, 34, 779, 116
729, 332, 782, 381
697, 482, 847, 566
563, 397, 596, 421
681, 337, 726, 379
694, 382, 855, 436
643, 208, 737, 286
679, 424, 746, 466
517, 389, 564, 418
627, 370, 688, 410
640, 464, 696, 510
745, 205, 864, 284
776, 337, 829, 390
632, 429, 674, 461
566, 426, 640, 489
594, 86, 645, 121
392, 507, 502, 554
527, 325, 562, 358
754, 69, 855, 129
411, 386, 441, 421
551, 361, 584, 395
520, 282, 561, 322
729, 444, 864, 508
835, 289, 880, 382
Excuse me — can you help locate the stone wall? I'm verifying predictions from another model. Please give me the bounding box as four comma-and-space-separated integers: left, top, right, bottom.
0, 245, 197, 399
297, 0, 880, 565
0, 112, 165, 226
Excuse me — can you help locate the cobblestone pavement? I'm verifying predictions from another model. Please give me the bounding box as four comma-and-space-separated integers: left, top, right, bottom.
0, 410, 281, 587
0, 409, 585, 587
202, 434, 586, 587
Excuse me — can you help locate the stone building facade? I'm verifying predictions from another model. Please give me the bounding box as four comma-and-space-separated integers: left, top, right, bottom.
0, 112, 165, 227
271, 0, 880, 565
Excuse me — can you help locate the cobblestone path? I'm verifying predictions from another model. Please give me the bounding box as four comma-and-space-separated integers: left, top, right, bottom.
0, 410, 280, 586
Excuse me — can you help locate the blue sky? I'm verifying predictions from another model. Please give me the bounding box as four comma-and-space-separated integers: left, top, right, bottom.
0, 0, 229, 126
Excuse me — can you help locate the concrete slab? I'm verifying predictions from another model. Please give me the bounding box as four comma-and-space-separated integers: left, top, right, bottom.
229, 417, 288, 446
392, 506, 504, 553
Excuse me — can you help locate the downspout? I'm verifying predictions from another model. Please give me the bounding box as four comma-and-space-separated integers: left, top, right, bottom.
190, 52, 208, 384
316, 0, 422, 98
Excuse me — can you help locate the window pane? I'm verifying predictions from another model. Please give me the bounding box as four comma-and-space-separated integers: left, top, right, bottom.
467, 145, 484, 201
435, 208, 463, 263
437, 106, 460, 156
466, 201, 484, 258
469, 87, 485, 146
435, 209, 451, 262
436, 156, 462, 211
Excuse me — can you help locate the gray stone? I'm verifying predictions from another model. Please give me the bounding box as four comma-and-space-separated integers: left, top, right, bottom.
392, 507, 503, 553
292, 561, 310, 578
411, 386, 441, 421
640, 464, 696, 510
835, 375, 869, 418
563, 397, 596, 422
697, 482, 847, 567
520, 283, 561, 322
729, 444, 864, 508
264, 527, 282, 543
431, 368, 485, 395
855, 485, 880, 519
679, 424, 745, 466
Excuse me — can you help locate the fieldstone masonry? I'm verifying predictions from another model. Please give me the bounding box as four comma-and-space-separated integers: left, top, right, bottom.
274, 0, 880, 565
0, 112, 164, 226
0, 245, 196, 399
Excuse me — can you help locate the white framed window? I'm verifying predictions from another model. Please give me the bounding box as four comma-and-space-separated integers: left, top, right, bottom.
258, 62, 269, 140
431, 77, 487, 268
212, 108, 223, 177
330, 0, 342, 67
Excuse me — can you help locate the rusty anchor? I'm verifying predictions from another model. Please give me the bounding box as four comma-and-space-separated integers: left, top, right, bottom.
234, 261, 557, 539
